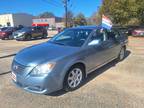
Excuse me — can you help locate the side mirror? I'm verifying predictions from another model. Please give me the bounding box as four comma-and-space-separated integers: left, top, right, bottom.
88, 40, 100, 46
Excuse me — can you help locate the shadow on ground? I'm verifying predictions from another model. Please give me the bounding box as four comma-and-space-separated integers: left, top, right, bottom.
0, 71, 11, 76
0, 54, 16, 59
49, 50, 131, 96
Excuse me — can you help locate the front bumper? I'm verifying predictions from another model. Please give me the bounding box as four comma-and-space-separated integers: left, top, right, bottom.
12, 72, 62, 94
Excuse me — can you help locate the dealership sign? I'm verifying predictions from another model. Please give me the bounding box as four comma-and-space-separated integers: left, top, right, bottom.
32, 18, 49, 26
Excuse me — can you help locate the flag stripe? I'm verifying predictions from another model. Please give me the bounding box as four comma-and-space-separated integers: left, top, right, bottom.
102, 15, 112, 30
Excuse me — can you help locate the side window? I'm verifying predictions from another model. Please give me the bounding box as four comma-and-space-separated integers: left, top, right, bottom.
113, 30, 121, 39
33, 27, 37, 31
37, 27, 41, 31
91, 29, 108, 42
107, 30, 120, 40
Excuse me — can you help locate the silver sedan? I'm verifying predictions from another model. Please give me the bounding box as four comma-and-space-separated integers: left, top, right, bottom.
11, 26, 127, 94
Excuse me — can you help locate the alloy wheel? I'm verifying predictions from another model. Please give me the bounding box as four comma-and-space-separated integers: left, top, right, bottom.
67, 68, 83, 88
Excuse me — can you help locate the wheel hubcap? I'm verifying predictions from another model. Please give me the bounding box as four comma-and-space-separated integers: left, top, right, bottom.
68, 68, 83, 88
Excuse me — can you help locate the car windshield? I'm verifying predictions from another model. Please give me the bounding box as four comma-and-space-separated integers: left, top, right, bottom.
49, 29, 92, 47
20, 27, 31, 31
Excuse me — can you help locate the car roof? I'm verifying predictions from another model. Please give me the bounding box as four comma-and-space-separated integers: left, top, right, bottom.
69, 25, 98, 30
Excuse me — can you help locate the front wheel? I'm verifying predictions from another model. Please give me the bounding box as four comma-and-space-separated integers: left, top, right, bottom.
117, 47, 126, 61
64, 65, 85, 91
25, 35, 31, 41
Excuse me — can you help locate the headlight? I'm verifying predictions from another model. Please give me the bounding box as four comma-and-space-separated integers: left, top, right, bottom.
18, 32, 25, 36
30, 63, 55, 76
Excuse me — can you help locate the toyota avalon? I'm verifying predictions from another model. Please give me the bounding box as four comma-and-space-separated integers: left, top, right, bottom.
11, 26, 128, 94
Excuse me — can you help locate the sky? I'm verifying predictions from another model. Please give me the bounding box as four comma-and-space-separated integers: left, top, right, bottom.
0, 0, 102, 17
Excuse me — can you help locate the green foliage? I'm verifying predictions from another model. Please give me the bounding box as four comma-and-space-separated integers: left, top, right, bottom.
99, 0, 144, 26
73, 13, 87, 26
89, 12, 102, 25
38, 12, 55, 18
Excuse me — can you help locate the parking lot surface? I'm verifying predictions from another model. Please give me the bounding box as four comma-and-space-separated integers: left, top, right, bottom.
0, 36, 144, 108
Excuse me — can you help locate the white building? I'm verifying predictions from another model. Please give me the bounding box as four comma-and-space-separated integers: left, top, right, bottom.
32, 17, 64, 28
0, 13, 33, 27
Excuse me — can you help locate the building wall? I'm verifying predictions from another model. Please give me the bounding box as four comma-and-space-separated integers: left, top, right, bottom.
0, 14, 14, 27
0, 13, 33, 27
55, 22, 64, 28
12, 13, 33, 26
33, 18, 56, 27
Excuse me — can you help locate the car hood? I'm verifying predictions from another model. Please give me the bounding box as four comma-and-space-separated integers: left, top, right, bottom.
14, 42, 80, 66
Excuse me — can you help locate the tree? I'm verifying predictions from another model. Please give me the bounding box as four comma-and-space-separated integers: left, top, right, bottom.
73, 13, 87, 26
38, 12, 55, 18
63, 11, 74, 27
88, 12, 102, 25
99, 0, 144, 26
137, 0, 144, 25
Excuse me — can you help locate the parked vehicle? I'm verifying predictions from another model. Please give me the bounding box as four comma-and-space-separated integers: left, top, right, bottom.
132, 28, 144, 36
11, 26, 128, 94
0, 27, 8, 31
0, 27, 18, 40
112, 26, 128, 36
57, 27, 63, 33
13, 26, 48, 41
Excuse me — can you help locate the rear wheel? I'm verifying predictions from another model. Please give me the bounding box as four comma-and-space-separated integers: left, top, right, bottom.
117, 47, 126, 61
64, 65, 85, 91
1, 37, 5, 40
42, 33, 47, 39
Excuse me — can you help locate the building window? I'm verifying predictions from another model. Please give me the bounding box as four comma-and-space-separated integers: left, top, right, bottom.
7, 22, 11, 26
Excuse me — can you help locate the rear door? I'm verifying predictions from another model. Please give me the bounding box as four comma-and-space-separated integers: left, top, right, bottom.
105, 30, 121, 58
36, 26, 43, 37
85, 29, 111, 72
31, 27, 38, 37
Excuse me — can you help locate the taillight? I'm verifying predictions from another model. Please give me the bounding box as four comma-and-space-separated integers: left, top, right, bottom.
2, 32, 6, 35
132, 31, 138, 35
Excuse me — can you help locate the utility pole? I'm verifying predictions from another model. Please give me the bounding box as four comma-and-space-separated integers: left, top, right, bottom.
63, 0, 69, 28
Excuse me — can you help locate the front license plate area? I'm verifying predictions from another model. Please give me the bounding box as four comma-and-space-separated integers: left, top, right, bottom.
11, 72, 16, 82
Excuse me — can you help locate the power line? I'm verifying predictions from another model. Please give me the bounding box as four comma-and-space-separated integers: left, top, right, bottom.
42, 0, 63, 9
69, 0, 79, 13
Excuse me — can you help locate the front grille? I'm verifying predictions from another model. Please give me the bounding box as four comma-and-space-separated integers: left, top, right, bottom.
12, 61, 27, 75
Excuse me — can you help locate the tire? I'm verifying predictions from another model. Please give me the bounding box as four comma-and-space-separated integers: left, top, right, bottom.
1, 37, 5, 40
64, 65, 85, 91
117, 47, 126, 61
42, 33, 47, 39
25, 35, 31, 41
